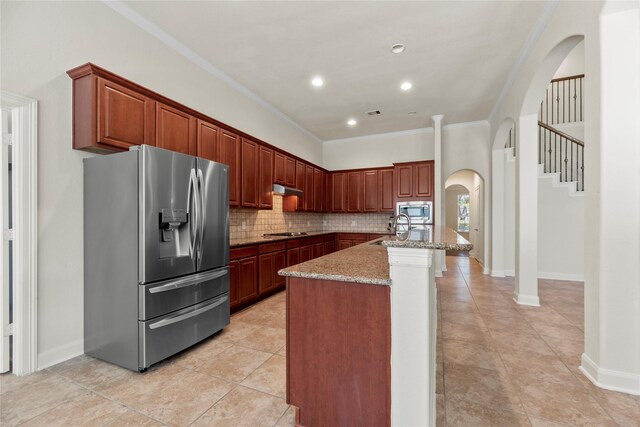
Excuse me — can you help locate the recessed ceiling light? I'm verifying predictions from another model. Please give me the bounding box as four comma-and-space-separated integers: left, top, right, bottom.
311, 77, 324, 87
347, 119, 357, 126
400, 81, 413, 91
391, 43, 405, 54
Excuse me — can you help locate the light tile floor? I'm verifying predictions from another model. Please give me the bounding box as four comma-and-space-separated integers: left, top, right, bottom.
437, 256, 640, 427
1, 257, 639, 426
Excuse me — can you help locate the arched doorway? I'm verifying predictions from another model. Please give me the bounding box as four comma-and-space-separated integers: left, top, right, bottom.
445, 170, 484, 266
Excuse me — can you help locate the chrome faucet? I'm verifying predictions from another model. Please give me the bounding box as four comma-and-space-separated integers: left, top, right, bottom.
391, 213, 411, 233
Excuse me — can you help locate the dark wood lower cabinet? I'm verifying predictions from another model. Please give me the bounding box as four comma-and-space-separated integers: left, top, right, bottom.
230, 233, 386, 312
287, 277, 391, 426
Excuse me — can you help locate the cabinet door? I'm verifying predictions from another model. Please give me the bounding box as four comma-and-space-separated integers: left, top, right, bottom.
299, 245, 311, 263
259, 253, 274, 294
338, 240, 352, 251
314, 168, 324, 212
325, 172, 332, 213
312, 242, 324, 259
274, 152, 286, 185
241, 138, 259, 208
285, 156, 296, 187
287, 248, 300, 267
197, 119, 219, 162
220, 129, 241, 206
331, 172, 346, 212
347, 171, 363, 213
305, 164, 314, 212
97, 77, 156, 151
415, 161, 434, 198
396, 164, 413, 198
238, 256, 258, 303
156, 102, 196, 155
259, 146, 274, 209
274, 251, 287, 288
229, 260, 239, 307
295, 160, 306, 211
324, 241, 335, 255
379, 168, 395, 212
363, 170, 379, 212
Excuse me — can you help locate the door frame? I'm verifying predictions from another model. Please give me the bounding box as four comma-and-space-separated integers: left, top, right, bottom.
1, 91, 38, 375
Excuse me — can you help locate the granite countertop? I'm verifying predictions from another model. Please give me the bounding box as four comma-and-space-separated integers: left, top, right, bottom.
230, 230, 331, 247
230, 230, 390, 248
279, 227, 472, 285
382, 226, 473, 250
279, 239, 391, 286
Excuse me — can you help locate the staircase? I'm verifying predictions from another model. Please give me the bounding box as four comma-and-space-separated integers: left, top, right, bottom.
506, 74, 585, 191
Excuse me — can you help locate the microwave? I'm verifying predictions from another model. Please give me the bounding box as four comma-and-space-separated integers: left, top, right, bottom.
396, 201, 433, 226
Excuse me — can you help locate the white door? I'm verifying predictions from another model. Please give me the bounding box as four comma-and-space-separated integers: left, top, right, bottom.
471, 184, 484, 264
1, 108, 11, 373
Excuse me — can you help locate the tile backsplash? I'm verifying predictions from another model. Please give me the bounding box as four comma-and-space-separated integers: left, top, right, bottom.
229, 195, 392, 240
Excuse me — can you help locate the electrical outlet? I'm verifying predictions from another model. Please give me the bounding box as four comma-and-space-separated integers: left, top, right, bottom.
351, 220, 356, 226
241, 221, 247, 231
322, 220, 328, 226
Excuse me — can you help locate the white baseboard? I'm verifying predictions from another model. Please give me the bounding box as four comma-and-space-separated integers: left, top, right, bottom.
538, 272, 584, 281
513, 291, 540, 306
37, 339, 83, 370
504, 269, 515, 277
580, 353, 640, 395
491, 270, 506, 277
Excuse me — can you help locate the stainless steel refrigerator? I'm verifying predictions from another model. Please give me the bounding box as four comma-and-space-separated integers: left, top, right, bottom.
84, 145, 230, 371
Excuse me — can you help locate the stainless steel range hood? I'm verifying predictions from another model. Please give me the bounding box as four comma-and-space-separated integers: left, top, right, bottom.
272, 183, 304, 197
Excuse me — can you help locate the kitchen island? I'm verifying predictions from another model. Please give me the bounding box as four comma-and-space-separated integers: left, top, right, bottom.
280, 227, 472, 427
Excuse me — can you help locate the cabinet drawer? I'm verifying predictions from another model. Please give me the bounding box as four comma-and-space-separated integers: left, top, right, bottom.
139, 293, 230, 369
260, 241, 287, 254
139, 267, 229, 321
231, 245, 258, 260
286, 239, 301, 249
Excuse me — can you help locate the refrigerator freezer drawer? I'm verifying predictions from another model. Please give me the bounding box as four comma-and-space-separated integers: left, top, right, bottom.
139, 293, 230, 369
139, 267, 230, 321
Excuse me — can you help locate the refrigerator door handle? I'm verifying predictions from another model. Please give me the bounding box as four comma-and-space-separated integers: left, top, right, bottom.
148, 268, 229, 294
196, 168, 206, 266
189, 168, 199, 262
148, 294, 229, 330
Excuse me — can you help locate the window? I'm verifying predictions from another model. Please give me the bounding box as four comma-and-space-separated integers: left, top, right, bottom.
457, 194, 470, 232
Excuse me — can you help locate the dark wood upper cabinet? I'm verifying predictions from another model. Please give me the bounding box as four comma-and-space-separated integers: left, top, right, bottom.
285, 156, 296, 187
295, 160, 306, 211
363, 170, 379, 212
379, 168, 395, 212
347, 171, 363, 213
394, 161, 434, 201
156, 102, 196, 155
196, 119, 219, 162
314, 168, 325, 212
219, 129, 241, 207
396, 164, 413, 198
331, 172, 346, 213
415, 162, 434, 198
274, 153, 297, 187
94, 77, 157, 152
274, 151, 286, 185
259, 145, 274, 209
305, 164, 315, 212
241, 138, 259, 208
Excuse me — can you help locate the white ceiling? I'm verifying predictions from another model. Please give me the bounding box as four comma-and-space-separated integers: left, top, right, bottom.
121, 1, 546, 141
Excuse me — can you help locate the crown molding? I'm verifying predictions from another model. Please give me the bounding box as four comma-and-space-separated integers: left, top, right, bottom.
322, 127, 434, 145
101, 0, 322, 143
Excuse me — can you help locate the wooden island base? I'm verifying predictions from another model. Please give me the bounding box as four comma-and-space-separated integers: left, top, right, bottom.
286, 277, 391, 427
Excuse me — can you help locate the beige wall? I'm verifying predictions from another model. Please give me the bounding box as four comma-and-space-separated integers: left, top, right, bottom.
1, 1, 321, 368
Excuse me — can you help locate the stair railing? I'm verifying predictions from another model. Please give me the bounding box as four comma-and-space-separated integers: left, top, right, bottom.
538, 121, 584, 191
539, 74, 584, 125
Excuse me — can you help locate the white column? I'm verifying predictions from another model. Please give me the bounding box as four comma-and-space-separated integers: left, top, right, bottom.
388, 247, 436, 426
581, 5, 640, 395
432, 114, 445, 276
514, 114, 539, 306
491, 149, 505, 277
